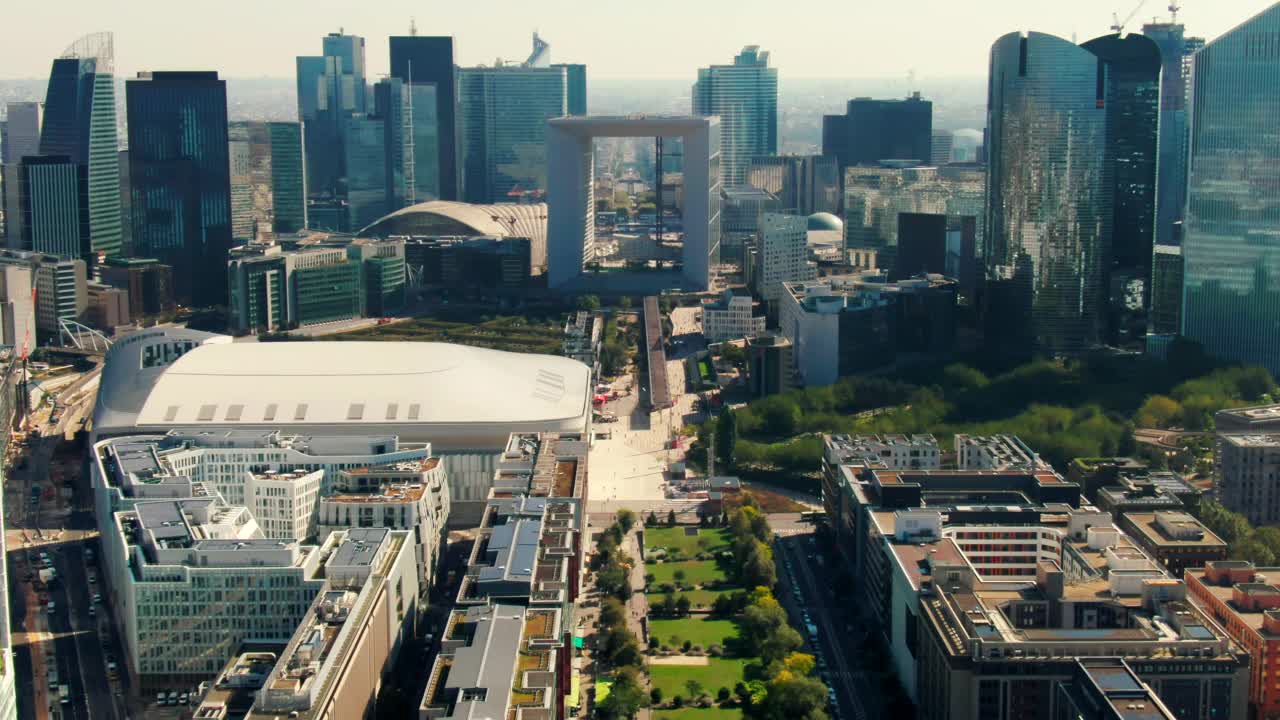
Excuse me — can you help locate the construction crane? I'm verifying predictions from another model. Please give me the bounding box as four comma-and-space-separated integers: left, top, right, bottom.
1168, 2, 1181, 24
1111, 0, 1150, 34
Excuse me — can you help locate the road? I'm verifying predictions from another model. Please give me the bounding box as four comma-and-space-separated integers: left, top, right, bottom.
776, 533, 876, 720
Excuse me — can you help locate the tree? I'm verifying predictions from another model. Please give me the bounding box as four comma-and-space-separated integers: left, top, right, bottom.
686, 680, 706, 704
618, 296, 633, 310
601, 597, 626, 628
762, 673, 829, 720
659, 592, 677, 618
673, 569, 686, 588
1136, 394, 1183, 428
720, 342, 747, 367
667, 509, 677, 526
617, 509, 637, 535
576, 294, 601, 312
760, 625, 804, 665
676, 594, 692, 617
715, 408, 738, 470
718, 687, 732, 704
598, 668, 647, 720
650, 688, 664, 706
597, 564, 630, 600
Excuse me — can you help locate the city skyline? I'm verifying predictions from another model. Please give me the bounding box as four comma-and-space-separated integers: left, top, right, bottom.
1, 0, 1270, 81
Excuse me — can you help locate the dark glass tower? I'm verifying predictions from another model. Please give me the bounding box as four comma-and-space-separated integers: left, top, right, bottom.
822, 94, 932, 171
296, 32, 367, 198
38, 32, 122, 259
1081, 33, 1161, 347
374, 76, 439, 209
18, 156, 84, 258
390, 36, 458, 200
127, 71, 231, 307
1143, 21, 1204, 249
1182, 4, 1280, 373
984, 32, 1110, 355
554, 64, 588, 115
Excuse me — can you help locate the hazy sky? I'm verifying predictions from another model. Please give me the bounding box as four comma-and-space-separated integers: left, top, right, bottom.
3, 0, 1272, 80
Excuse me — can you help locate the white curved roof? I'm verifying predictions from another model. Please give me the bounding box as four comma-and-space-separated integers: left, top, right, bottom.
94, 333, 591, 449
361, 201, 548, 269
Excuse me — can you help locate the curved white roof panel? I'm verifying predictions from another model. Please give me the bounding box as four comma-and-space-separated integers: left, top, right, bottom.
360, 200, 548, 270
94, 333, 591, 450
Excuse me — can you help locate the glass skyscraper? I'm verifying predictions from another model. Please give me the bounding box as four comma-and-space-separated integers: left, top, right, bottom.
822, 94, 933, 171
1081, 33, 1161, 347
38, 32, 122, 259
228, 121, 307, 240
127, 71, 232, 307
1182, 4, 1280, 373
390, 36, 458, 201
343, 116, 387, 231
985, 32, 1111, 355
746, 155, 840, 215
296, 32, 367, 197
457, 65, 567, 203
375, 77, 439, 209
18, 157, 83, 258
1143, 21, 1204, 249
693, 46, 778, 189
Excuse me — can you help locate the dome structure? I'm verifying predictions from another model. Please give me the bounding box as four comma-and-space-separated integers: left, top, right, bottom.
808, 212, 843, 232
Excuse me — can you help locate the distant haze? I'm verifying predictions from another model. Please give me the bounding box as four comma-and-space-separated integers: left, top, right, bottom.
0, 0, 1270, 80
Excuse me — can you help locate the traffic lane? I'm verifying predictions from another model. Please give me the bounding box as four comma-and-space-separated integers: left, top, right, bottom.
780, 538, 870, 720
8, 553, 35, 720
52, 599, 84, 720
52, 548, 88, 720
63, 544, 114, 718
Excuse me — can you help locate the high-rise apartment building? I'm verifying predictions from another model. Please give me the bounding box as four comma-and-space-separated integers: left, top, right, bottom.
1081, 33, 1161, 347
1143, 21, 1204, 250
1182, 4, 1280, 374
693, 46, 778, 188
228, 122, 307, 241
745, 155, 840, 215
458, 65, 567, 203
390, 36, 459, 201
127, 71, 232, 307
1215, 432, 1280, 527
984, 32, 1110, 355
751, 212, 815, 304
296, 32, 368, 198
36, 33, 123, 260
822, 94, 932, 171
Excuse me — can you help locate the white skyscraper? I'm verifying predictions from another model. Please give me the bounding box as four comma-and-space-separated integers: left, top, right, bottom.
693, 46, 778, 189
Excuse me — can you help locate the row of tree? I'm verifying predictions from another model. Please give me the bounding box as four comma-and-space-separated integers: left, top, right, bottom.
729, 504, 778, 589
1197, 499, 1280, 566
595, 512, 649, 720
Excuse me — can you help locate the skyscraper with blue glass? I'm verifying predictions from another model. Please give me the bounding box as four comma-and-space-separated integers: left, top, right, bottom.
1143, 20, 1204, 249
36, 32, 122, 260
984, 32, 1111, 355
127, 71, 231, 307
390, 35, 458, 201
693, 46, 777, 189
1182, 4, 1280, 373
296, 32, 367, 198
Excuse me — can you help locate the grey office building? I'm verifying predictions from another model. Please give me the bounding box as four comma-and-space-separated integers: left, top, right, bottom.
746, 155, 839, 215
822, 94, 932, 171
693, 46, 777, 188
296, 32, 367, 197
1143, 21, 1204, 250
458, 65, 567, 203
228, 122, 307, 240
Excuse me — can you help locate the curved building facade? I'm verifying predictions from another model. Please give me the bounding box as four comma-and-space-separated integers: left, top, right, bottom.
984, 32, 1111, 355
359, 200, 548, 270
1182, 5, 1280, 373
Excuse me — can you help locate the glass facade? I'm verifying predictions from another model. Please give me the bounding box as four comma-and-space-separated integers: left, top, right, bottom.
38, 34, 123, 259
363, 254, 406, 316
296, 33, 367, 198
1150, 244, 1183, 336
229, 122, 306, 239
1182, 4, 1280, 373
269, 123, 307, 233
343, 116, 387, 232
458, 66, 567, 203
1143, 22, 1203, 249
1081, 33, 1161, 347
390, 36, 458, 201
375, 78, 439, 209
745, 154, 840, 215
293, 260, 362, 325
693, 46, 777, 188
822, 95, 933, 171
985, 32, 1111, 355
19, 157, 84, 258
126, 71, 232, 307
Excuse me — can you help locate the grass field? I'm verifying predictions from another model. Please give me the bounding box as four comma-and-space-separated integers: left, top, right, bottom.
645, 588, 736, 609
332, 313, 563, 354
649, 618, 740, 648
644, 527, 732, 557
647, 560, 729, 588
649, 658, 750, 699
654, 707, 744, 720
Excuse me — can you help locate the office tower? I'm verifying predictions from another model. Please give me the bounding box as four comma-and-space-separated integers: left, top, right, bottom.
228, 122, 307, 241
0, 261, 35, 353
822, 94, 932, 171
2, 102, 42, 163
1149, 244, 1183, 337
752, 212, 815, 304
344, 116, 387, 231
17, 156, 84, 257
984, 32, 1110, 355
1144, 21, 1204, 249
1182, 5, 1280, 372
374, 77, 439, 210
390, 36, 458, 200
930, 131, 954, 166
693, 46, 778, 188
296, 32, 367, 197
1081, 33, 1161, 347
556, 64, 588, 115
746, 155, 840, 215
458, 65, 567, 203
127, 71, 231, 307
37, 33, 123, 260
118, 148, 131, 253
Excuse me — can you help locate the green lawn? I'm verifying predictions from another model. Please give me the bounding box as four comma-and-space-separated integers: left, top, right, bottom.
332, 313, 563, 354
649, 658, 750, 699
644, 527, 732, 557
646, 588, 736, 609
649, 618, 740, 648
655, 707, 744, 720
647, 560, 729, 588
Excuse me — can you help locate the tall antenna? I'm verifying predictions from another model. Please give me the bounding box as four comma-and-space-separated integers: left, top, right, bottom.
409, 17, 418, 36
1168, 2, 1181, 23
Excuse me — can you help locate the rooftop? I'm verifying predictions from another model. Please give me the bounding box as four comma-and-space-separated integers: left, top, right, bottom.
1219, 433, 1280, 448
1124, 512, 1225, 549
